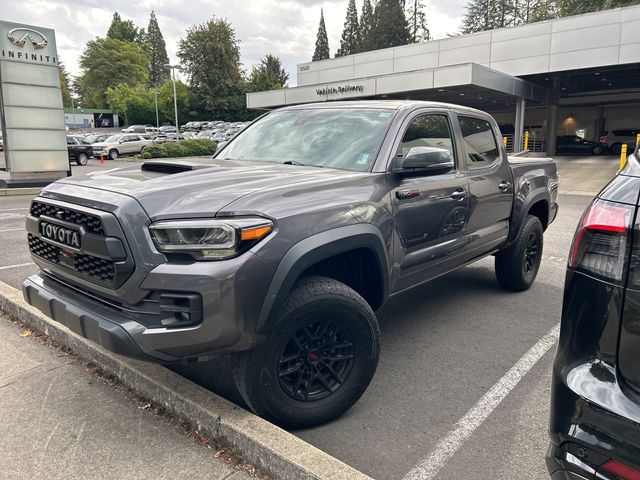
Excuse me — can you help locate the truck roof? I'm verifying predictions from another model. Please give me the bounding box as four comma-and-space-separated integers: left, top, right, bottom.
280, 100, 489, 116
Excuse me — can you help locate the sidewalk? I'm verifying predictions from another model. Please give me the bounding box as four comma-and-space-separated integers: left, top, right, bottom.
0, 314, 255, 480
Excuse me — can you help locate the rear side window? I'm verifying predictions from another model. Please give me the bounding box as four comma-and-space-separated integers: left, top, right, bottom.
458, 116, 499, 170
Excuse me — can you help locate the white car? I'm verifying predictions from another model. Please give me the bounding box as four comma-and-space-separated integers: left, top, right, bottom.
600, 129, 639, 154
92, 134, 152, 160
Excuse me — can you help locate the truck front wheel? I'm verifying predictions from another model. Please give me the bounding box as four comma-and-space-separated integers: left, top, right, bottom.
232, 276, 380, 428
495, 215, 543, 291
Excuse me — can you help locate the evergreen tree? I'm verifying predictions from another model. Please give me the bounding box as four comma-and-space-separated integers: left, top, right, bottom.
460, 0, 516, 34
247, 54, 289, 92
337, 0, 360, 57
312, 9, 330, 61
58, 63, 72, 108
406, 0, 431, 43
358, 0, 376, 52
146, 11, 170, 87
370, 0, 410, 49
177, 18, 245, 116
107, 12, 145, 44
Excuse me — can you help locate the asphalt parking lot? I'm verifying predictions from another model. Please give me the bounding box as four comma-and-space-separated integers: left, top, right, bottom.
0, 155, 621, 480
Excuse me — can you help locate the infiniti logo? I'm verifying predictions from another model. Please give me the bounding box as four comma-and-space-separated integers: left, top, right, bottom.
7, 27, 48, 50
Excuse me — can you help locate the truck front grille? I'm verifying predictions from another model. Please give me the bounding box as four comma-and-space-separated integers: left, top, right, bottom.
28, 234, 116, 285
30, 201, 105, 235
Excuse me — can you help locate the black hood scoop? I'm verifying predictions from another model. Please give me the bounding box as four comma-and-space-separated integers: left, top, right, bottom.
141, 160, 215, 174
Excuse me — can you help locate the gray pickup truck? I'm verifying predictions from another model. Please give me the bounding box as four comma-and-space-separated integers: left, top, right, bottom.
23, 101, 558, 428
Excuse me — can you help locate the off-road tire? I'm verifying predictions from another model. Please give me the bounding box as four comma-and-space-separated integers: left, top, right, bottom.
495, 215, 543, 292
232, 276, 380, 429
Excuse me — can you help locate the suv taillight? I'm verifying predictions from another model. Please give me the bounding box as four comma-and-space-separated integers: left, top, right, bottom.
600, 135, 609, 143
569, 199, 634, 283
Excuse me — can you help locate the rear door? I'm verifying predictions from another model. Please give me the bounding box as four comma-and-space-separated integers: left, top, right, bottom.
390, 110, 470, 292
455, 114, 513, 259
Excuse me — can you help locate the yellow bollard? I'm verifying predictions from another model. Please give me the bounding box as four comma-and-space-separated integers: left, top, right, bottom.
524, 131, 529, 151
620, 144, 628, 170
503, 136, 507, 147
637, 133, 640, 149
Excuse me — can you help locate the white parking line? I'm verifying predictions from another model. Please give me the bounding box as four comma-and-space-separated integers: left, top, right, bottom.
402, 323, 560, 480
0, 262, 34, 271
0, 208, 28, 211
0, 228, 24, 233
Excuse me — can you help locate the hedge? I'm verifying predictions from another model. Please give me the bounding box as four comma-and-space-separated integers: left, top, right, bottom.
141, 139, 217, 159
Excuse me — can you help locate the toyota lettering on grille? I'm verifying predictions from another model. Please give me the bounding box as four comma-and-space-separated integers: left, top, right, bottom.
40, 221, 81, 248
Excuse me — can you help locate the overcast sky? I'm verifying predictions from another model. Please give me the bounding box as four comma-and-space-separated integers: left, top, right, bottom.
2, 0, 466, 86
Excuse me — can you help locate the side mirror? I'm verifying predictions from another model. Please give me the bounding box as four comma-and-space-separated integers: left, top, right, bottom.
395, 147, 455, 175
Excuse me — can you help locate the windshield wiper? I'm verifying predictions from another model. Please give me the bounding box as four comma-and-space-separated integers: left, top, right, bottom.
282, 160, 324, 168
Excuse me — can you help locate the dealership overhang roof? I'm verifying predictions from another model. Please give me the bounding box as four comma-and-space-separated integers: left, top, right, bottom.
246, 63, 552, 111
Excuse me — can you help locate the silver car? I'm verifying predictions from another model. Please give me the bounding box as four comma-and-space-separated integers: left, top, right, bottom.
92, 134, 152, 160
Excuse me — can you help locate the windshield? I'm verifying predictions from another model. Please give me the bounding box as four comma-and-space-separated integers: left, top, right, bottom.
104, 135, 122, 143
219, 108, 395, 171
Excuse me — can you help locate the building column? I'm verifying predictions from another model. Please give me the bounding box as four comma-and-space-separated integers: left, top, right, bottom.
514, 97, 525, 152
545, 103, 558, 156
594, 107, 605, 141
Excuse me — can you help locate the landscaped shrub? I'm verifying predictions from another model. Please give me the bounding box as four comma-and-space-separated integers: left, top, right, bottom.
141, 139, 217, 159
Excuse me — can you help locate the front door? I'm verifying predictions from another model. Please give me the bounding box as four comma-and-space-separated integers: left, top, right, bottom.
391, 112, 470, 293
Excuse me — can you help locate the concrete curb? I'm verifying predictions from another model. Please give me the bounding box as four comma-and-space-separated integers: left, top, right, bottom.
0, 187, 41, 196
0, 281, 372, 480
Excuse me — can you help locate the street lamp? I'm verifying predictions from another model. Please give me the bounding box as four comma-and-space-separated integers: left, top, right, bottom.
71, 96, 76, 129
164, 64, 182, 132
153, 91, 159, 129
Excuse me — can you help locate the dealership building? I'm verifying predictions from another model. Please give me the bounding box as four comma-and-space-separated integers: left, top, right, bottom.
247, 5, 640, 155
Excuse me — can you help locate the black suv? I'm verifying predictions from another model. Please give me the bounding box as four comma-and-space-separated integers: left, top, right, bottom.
548, 145, 640, 479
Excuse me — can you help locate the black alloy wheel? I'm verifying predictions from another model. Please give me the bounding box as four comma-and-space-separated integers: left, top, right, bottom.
277, 319, 355, 402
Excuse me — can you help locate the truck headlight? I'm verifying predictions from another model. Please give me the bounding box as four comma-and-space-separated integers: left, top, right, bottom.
149, 218, 273, 260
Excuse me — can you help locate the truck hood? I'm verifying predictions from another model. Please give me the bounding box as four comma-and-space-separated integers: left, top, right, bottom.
53, 158, 372, 220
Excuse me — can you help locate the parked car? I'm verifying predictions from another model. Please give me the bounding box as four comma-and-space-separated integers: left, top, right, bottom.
159, 125, 177, 134
23, 101, 558, 428
0, 132, 4, 151
556, 135, 607, 155
182, 131, 197, 139
196, 130, 214, 139
92, 134, 151, 160
122, 125, 148, 134
66, 135, 93, 166
84, 133, 110, 145
153, 133, 184, 143
600, 129, 639, 154
547, 144, 640, 480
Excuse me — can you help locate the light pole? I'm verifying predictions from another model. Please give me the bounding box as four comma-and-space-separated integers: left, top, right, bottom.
164, 64, 182, 132
153, 91, 159, 128
71, 96, 77, 129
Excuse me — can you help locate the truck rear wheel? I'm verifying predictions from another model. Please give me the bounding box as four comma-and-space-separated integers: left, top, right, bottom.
495, 215, 543, 291
232, 276, 380, 429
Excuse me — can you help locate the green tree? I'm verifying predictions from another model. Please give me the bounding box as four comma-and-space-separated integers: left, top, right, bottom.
107, 12, 145, 43
515, 0, 557, 23
406, 0, 431, 42
156, 79, 190, 124
58, 63, 72, 108
555, 0, 639, 15
77, 37, 149, 108
106, 84, 155, 126
247, 54, 289, 91
337, 0, 359, 57
358, 0, 376, 52
460, 0, 516, 34
312, 9, 331, 61
146, 11, 170, 87
371, 0, 411, 49
177, 18, 245, 117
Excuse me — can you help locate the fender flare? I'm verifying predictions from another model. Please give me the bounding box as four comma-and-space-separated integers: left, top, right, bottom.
256, 224, 390, 333
508, 188, 550, 244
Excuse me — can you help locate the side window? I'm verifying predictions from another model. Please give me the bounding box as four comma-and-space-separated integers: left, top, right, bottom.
400, 114, 454, 158
458, 116, 500, 170
66, 137, 75, 145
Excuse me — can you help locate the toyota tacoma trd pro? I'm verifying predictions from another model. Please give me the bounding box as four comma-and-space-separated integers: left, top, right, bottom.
23, 101, 558, 428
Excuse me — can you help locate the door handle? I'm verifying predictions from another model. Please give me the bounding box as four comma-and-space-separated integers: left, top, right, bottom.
498, 181, 511, 192
451, 189, 467, 200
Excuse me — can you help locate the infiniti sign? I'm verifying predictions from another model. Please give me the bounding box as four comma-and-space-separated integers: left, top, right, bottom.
7, 27, 48, 49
